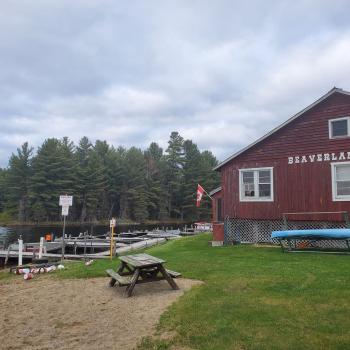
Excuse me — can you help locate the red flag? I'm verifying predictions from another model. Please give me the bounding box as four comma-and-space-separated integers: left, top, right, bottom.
196, 184, 205, 207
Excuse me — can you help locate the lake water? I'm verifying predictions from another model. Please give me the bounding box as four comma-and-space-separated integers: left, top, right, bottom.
0, 223, 188, 246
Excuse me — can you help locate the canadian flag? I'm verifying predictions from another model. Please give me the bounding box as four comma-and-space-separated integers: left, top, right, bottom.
196, 184, 205, 207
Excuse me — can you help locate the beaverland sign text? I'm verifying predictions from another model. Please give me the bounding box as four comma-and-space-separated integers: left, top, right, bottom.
288, 151, 350, 164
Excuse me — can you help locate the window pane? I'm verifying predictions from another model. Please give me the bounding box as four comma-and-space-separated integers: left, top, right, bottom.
259, 170, 271, 183
242, 171, 254, 183
259, 184, 271, 197
244, 183, 255, 197
336, 165, 350, 181
337, 181, 350, 196
332, 119, 348, 137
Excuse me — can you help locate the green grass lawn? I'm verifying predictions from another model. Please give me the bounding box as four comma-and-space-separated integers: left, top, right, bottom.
135, 234, 350, 350
2, 234, 350, 349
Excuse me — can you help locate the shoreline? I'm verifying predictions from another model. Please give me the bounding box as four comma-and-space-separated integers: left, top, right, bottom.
0, 219, 193, 228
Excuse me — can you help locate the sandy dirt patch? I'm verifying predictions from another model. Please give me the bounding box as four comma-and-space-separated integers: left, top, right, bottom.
0, 277, 201, 350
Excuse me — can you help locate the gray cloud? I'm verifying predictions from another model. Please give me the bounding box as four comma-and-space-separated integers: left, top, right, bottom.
1, 0, 350, 166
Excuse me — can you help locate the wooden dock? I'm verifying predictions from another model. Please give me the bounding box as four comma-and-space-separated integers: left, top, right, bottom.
55, 237, 146, 245
0, 237, 167, 263
62, 240, 127, 249
0, 249, 110, 261
0, 224, 198, 266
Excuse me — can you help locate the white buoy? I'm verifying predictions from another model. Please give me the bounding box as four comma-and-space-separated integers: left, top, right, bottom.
18, 237, 23, 267
38, 237, 44, 259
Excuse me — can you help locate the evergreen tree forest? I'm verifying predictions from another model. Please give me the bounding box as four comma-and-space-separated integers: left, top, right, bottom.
0, 132, 220, 223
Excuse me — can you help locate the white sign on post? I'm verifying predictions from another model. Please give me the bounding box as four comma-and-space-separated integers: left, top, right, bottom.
61, 206, 69, 216
59, 195, 73, 261
59, 195, 73, 207
110, 218, 116, 228
59, 195, 73, 217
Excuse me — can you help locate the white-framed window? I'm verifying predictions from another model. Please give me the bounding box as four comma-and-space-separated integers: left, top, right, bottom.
329, 117, 350, 139
331, 162, 350, 201
239, 167, 274, 202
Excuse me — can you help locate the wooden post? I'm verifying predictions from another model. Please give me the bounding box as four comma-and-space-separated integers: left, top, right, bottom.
18, 236, 23, 267
110, 225, 115, 260
84, 231, 87, 260
5, 245, 10, 265
109, 218, 116, 259
112, 231, 117, 257
39, 237, 44, 259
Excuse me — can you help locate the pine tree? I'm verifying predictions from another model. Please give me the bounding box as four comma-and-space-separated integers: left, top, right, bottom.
75, 137, 98, 222
107, 146, 128, 219
164, 132, 185, 218
182, 140, 203, 220
0, 168, 7, 213
0, 131, 219, 223
124, 147, 148, 222
144, 142, 164, 220
87, 140, 109, 221
197, 150, 220, 219
104, 146, 125, 219
5, 142, 33, 221
30, 138, 76, 221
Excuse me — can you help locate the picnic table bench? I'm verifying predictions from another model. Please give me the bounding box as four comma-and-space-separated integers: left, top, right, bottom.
106, 253, 181, 297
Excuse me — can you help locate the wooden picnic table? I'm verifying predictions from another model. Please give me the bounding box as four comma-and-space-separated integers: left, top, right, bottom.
106, 253, 180, 297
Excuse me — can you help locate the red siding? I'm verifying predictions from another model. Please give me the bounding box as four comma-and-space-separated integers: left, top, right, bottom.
212, 223, 224, 241
220, 92, 350, 221
211, 191, 222, 222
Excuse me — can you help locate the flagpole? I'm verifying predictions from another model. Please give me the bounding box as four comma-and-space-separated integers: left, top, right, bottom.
197, 184, 213, 200
204, 189, 213, 200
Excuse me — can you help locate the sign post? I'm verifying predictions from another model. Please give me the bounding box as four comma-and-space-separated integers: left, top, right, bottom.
39, 237, 44, 259
109, 218, 116, 260
18, 235, 23, 267
59, 195, 73, 261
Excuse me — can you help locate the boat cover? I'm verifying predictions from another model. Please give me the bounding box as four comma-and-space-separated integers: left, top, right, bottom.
271, 229, 350, 240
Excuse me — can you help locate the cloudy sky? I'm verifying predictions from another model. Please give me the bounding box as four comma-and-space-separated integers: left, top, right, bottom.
1, 0, 350, 166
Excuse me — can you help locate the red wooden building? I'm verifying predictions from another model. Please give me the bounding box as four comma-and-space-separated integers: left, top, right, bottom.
212, 87, 350, 243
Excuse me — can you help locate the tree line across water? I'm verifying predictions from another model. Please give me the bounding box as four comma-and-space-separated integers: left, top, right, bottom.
0, 132, 220, 223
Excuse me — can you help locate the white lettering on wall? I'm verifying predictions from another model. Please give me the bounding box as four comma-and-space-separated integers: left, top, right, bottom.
288, 151, 350, 165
